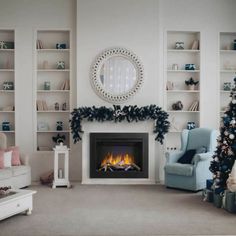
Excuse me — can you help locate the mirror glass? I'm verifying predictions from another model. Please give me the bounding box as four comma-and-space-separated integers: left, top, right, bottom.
100, 56, 137, 95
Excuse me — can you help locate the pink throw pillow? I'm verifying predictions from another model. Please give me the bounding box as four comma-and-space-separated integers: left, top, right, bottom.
0, 151, 4, 169
7, 146, 21, 166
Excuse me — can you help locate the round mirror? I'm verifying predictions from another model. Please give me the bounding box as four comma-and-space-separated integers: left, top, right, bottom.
91, 48, 144, 103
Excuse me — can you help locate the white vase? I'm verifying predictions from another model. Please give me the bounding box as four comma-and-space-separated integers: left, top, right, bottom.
188, 85, 195, 90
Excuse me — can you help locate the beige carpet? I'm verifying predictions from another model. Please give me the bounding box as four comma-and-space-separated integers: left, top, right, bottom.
0, 184, 236, 236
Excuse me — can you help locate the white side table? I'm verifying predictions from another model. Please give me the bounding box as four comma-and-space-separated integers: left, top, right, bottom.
52, 145, 70, 188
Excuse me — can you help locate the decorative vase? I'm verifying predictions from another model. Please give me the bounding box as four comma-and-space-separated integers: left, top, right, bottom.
188, 85, 195, 90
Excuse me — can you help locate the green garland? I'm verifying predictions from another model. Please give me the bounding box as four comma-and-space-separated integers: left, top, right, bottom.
70, 105, 170, 144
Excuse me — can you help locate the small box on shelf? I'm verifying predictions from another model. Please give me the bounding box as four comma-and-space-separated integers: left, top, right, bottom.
223, 190, 236, 213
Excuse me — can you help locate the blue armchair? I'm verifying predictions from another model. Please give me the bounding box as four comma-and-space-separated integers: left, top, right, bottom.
164, 128, 219, 191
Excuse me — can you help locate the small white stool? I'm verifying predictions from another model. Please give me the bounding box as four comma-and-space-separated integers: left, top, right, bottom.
52, 145, 70, 188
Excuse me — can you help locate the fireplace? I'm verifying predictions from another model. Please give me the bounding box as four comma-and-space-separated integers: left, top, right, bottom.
90, 133, 148, 178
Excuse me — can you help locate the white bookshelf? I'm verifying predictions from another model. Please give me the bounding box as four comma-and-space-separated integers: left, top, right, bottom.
164, 31, 201, 150
219, 32, 236, 122
0, 30, 15, 146
35, 30, 71, 151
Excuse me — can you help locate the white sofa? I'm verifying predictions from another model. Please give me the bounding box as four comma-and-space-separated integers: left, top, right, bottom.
0, 133, 31, 188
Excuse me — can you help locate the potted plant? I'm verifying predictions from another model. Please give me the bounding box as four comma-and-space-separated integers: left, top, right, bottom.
185, 77, 199, 90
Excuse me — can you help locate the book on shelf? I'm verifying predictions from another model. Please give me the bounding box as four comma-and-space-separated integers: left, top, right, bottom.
36, 40, 43, 49
37, 100, 48, 111
191, 40, 199, 50
188, 100, 199, 111
42, 100, 48, 110
60, 79, 70, 90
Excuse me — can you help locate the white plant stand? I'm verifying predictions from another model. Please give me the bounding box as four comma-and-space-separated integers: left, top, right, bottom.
52, 145, 70, 188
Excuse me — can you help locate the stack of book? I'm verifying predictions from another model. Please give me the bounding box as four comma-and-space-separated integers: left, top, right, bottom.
60, 79, 70, 90
37, 100, 48, 111
36, 40, 43, 49
188, 100, 199, 111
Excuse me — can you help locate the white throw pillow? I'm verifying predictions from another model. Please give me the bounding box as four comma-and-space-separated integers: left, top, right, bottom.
4, 151, 12, 168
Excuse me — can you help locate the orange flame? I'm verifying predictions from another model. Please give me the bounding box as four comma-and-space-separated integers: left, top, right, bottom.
101, 153, 134, 166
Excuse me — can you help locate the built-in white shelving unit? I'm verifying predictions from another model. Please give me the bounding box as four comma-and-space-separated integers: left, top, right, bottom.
35, 30, 71, 151
0, 30, 15, 146
164, 31, 201, 150
219, 32, 236, 120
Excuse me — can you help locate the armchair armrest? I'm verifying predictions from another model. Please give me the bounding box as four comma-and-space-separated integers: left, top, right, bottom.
192, 152, 214, 165
165, 150, 185, 164
20, 153, 29, 166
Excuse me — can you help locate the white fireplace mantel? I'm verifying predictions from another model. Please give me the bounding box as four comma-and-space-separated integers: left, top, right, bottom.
81, 121, 164, 184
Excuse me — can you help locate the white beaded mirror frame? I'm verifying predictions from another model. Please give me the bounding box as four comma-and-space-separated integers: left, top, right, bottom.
91, 47, 144, 104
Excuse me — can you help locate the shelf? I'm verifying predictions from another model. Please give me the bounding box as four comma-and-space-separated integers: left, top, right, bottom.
0, 29, 15, 146
167, 90, 199, 93
167, 110, 200, 113
220, 50, 236, 53
220, 70, 236, 73
0, 49, 14, 52
167, 70, 200, 73
36, 30, 71, 151
0, 111, 14, 113
0, 69, 14, 72
0, 90, 14, 93
37, 90, 70, 93
37, 69, 70, 72
220, 90, 231, 93
37, 49, 70, 52
0, 130, 15, 133
37, 130, 70, 133
37, 110, 70, 113
167, 49, 200, 53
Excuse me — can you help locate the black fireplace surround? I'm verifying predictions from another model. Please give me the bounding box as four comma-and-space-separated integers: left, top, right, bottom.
90, 133, 148, 178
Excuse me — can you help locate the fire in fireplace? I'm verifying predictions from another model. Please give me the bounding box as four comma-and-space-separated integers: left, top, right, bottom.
99, 152, 141, 172
90, 133, 148, 178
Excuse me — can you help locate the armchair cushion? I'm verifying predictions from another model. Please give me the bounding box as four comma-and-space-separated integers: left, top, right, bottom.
177, 149, 196, 164
165, 163, 194, 176
191, 152, 213, 165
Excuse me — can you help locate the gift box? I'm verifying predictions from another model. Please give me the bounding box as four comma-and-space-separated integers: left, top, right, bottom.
206, 179, 213, 190
223, 190, 236, 213
213, 192, 223, 208
214, 187, 225, 194
202, 188, 213, 202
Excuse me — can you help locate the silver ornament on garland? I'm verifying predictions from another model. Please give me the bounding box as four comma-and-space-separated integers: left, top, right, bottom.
229, 134, 235, 139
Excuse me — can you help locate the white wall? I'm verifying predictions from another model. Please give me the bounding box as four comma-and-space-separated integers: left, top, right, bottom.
76, 0, 236, 182
0, 0, 236, 182
0, 0, 77, 181
159, 0, 236, 129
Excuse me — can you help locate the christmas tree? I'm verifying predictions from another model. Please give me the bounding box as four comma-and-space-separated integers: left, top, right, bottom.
210, 77, 236, 193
